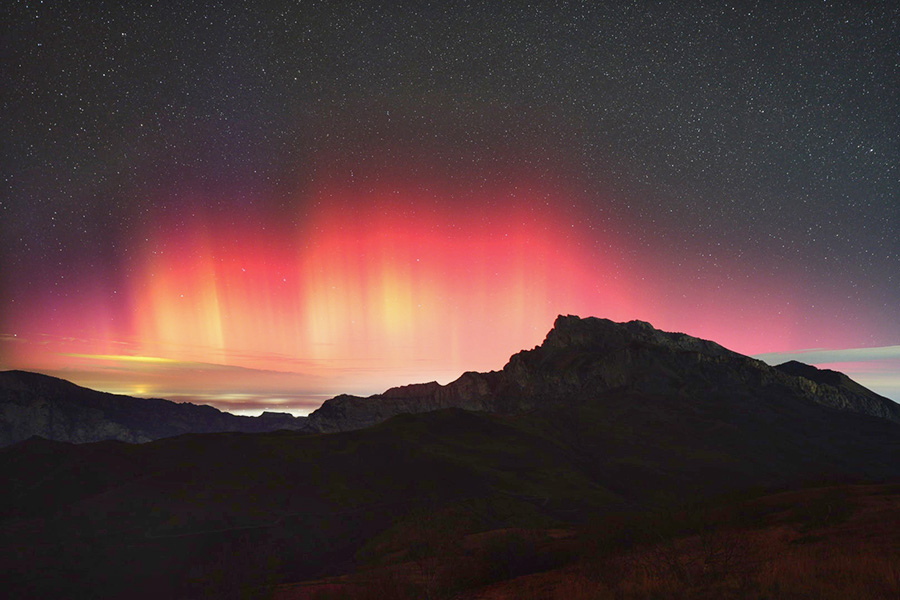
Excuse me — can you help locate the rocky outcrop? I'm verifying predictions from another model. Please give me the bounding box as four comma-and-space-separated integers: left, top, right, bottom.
306, 371, 503, 432
304, 315, 900, 432
774, 360, 900, 423
0, 370, 307, 447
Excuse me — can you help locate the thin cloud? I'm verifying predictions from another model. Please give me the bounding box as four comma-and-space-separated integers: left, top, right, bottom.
56, 352, 326, 378
754, 345, 900, 365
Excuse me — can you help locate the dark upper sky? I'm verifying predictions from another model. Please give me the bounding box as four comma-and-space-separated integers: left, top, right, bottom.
2, 1, 898, 408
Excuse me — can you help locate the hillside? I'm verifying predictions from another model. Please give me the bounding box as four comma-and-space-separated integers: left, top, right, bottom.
0, 370, 307, 446
3, 315, 900, 598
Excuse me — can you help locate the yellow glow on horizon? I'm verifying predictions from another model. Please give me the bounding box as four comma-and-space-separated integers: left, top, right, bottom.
62, 353, 179, 364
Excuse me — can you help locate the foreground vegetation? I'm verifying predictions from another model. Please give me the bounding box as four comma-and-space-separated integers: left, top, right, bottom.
281, 484, 900, 600
4, 395, 900, 599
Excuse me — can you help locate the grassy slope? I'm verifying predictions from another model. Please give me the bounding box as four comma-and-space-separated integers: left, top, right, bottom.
277, 484, 900, 600
2, 408, 616, 599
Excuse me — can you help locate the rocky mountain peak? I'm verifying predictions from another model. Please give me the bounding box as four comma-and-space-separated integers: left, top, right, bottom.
304, 315, 900, 433
541, 315, 735, 358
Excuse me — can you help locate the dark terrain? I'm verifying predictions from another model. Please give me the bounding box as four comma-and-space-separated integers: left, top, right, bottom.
3, 316, 899, 598
0, 370, 307, 447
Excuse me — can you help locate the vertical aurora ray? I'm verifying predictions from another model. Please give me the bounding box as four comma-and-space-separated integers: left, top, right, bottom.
119, 185, 634, 377
0, 181, 894, 408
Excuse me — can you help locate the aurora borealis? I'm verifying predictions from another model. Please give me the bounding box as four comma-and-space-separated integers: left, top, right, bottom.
2, 2, 898, 413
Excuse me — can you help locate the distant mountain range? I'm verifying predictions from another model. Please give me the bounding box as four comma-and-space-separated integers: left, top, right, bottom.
3, 315, 898, 447
3, 315, 900, 599
0, 370, 307, 447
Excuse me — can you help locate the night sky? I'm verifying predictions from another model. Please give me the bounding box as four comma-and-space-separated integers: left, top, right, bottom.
2, 1, 898, 413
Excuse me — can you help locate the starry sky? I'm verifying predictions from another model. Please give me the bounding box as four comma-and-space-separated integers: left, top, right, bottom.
2, 1, 898, 414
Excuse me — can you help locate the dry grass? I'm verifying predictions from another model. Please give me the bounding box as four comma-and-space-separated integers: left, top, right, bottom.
756, 544, 900, 600
275, 484, 900, 600
479, 489, 898, 600
458, 539, 899, 600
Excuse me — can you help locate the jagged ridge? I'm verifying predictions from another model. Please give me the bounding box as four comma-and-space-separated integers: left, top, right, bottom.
4, 315, 896, 444
305, 315, 900, 432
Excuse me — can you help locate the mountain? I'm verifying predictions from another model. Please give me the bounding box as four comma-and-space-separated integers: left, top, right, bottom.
5, 316, 896, 446
304, 315, 900, 432
0, 370, 307, 447
3, 315, 900, 599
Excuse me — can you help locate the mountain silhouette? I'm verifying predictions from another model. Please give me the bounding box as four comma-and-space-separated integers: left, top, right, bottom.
0, 370, 307, 447
4, 316, 897, 447
2, 315, 899, 599
304, 315, 900, 431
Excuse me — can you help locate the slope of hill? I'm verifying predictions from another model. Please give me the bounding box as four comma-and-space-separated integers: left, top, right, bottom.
272, 483, 900, 600
4, 402, 900, 599
774, 359, 899, 421
0, 370, 308, 447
